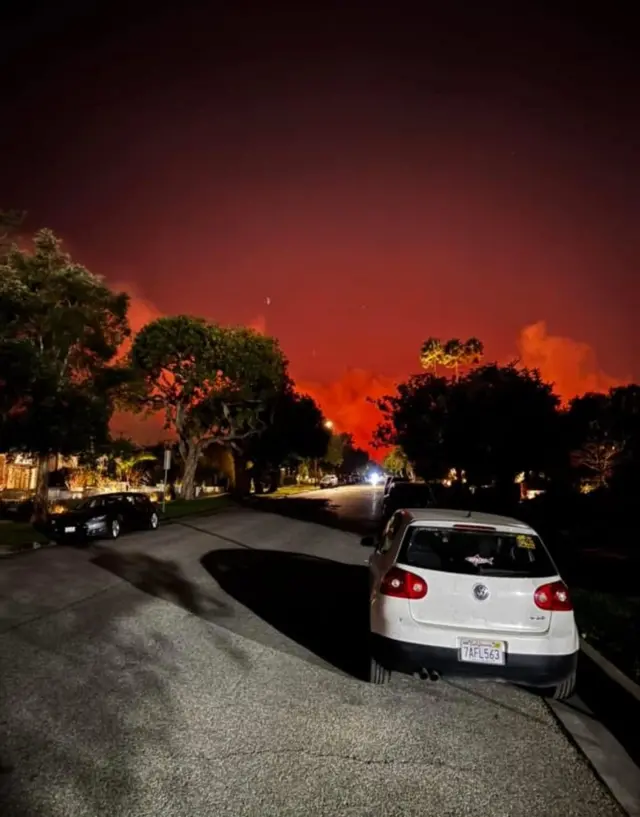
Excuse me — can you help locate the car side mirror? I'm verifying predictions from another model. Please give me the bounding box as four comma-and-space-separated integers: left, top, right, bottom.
361, 535, 375, 548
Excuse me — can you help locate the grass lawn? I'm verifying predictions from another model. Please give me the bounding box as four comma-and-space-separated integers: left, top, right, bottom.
271, 485, 319, 496
0, 522, 48, 551
572, 588, 640, 684
160, 494, 235, 520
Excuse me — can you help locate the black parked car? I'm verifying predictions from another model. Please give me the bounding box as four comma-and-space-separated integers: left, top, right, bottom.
47, 492, 160, 544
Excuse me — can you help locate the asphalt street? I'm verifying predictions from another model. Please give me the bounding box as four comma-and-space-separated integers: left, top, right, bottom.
0, 501, 623, 817
253, 482, 385, 533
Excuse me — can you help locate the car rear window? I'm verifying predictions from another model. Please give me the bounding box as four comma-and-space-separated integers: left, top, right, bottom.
399, 526, 556, 578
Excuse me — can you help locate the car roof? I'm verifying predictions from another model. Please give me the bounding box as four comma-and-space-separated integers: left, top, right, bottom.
401, 507, 534, 531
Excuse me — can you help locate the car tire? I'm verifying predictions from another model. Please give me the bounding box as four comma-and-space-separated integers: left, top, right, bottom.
370, 656, 391, 685
550, 670, 576, 701
109, 518, 121, 540
149, 512, 159, 530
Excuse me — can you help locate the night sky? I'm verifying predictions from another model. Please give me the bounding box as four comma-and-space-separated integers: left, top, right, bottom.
2, 3, 638, 451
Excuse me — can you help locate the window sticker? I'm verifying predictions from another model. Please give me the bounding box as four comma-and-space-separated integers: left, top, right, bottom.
516, 535, 536, 550
465, 554, 494, 567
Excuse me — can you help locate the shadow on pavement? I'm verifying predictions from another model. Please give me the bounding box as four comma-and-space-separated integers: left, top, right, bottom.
244, 495, 379, 535
92, 550, 234, 621
201, 547, 370, 679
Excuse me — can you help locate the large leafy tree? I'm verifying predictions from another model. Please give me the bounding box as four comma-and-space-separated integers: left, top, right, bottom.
129, 315, 286, 499
245, 383, 330, 491
0, 229, 130, 519
567, 385, 640, 491
375, 363, 562, 494
375, 373, 453, 480
340, 435, 370, 475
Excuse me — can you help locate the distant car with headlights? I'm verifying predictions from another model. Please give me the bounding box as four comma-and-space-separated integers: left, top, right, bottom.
363, 508, 578, 700
319, 474, 339, 489
47, 492, 159, 544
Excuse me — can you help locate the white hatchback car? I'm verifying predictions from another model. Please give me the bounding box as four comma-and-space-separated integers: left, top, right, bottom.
364, 508, 579, 699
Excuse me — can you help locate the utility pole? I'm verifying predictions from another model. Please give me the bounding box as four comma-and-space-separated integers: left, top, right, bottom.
162, 445, 171, 513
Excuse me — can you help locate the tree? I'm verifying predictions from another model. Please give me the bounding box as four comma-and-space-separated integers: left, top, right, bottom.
420, 336, 484, 379
0, 229, 130, 519
571, 441, 623, 489
0, 209, 24, 258
94, 437, 157, 486
340, 437, 370, 475
375, 363, 562, 495
324, 433, 347, 470
374, 373, 453, 481
567, 386, 640, 491
129, 316, 286, 499
419, 337, 444, 373
245, 383, 330, 491
382, 447, 414, 479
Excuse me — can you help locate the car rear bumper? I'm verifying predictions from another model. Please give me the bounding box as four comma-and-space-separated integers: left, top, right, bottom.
371, 634, 578, 688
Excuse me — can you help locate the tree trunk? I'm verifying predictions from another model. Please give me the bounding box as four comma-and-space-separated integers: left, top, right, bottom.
181, 443, 200, 500
268, 468, 281, 493
232, 452, 252, 497
31, 454, 49, 525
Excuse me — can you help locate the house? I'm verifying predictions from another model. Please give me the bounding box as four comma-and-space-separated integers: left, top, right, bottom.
0, 454, 37, 491
0, 454, 79, 493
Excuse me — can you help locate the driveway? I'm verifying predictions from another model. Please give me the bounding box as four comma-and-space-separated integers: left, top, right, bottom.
0, 508, 622, 816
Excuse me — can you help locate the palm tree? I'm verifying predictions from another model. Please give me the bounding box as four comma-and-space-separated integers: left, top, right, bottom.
115, 451, 157, 487
461, 337, 484, 367
419, 337, 444, 374
442, 338, 463, 380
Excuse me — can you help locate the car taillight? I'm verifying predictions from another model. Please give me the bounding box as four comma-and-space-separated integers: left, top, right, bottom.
534, 581, 572, 611
380, 567, 427, 600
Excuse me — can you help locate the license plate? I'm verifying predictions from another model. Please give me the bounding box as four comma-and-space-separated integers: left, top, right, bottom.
64, 526, 76, 533
459, 639, 505, 665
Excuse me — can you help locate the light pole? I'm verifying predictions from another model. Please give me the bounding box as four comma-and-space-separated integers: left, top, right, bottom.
319, 419, 334, 482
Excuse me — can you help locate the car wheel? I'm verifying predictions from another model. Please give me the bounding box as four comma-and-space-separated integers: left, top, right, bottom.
550, 670, 577, 701
109, 518, 121, 540
149, 512, 159, 530
370, 655, 391, 685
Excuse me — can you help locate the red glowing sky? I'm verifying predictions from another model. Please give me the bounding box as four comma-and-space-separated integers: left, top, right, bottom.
3, 5, 638, 453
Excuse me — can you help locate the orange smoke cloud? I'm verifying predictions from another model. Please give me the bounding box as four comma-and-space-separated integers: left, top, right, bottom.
110, 283, 167, 443
107, 285, 630, 452
295, 369, 397, 458
247, 314, 267, 334
516, 321, 625, 403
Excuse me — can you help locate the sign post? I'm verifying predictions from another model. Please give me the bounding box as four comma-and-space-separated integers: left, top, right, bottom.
162, 447, 171, 514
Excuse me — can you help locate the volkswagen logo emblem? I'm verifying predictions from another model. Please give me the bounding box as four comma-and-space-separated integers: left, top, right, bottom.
473, 584, 490, 601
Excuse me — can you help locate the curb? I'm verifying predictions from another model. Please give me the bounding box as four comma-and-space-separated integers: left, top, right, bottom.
580, 637, 640, 704
0, 540, 58, 559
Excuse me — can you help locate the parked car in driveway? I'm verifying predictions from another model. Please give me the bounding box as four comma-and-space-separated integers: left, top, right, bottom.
46, 492, 160, 544
319, 474, 339, 488
363, 508, 579, 699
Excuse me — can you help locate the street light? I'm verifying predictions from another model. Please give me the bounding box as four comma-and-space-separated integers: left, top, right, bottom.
324, 419, 334, 430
